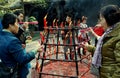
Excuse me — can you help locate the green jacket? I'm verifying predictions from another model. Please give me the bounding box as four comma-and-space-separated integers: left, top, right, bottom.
88, 22, 120, 78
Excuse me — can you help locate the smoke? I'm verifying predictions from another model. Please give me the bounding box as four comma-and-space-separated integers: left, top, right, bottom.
63, 0, 103, 26
47, 0, 66, 25
47, 0, 120, 26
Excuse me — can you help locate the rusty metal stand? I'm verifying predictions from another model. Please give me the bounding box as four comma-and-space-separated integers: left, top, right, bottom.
39, 26, 82, 78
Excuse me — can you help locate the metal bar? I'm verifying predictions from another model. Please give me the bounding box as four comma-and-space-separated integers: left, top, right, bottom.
39, 29, 49, 78
44, 43, 79, 46
72, 29, 79, 76
44, 27, 80, 30
38, 26, 89, 78
56, 26, 60, 59
40, 72, 78, 78
39, 58, 81, 62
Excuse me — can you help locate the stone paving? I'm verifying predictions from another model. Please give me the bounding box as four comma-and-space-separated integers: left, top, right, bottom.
26, 40, 40, 78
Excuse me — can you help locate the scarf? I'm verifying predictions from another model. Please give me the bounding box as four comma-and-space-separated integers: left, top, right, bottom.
92, 25, 115, 68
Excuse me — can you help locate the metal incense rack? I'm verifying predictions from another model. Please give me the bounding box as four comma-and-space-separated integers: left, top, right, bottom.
37, 26, 91, 78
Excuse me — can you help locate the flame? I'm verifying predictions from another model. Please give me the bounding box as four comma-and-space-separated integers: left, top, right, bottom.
44, 13, 48, 19
53, 19, 56, 23
44, 13, 48, 28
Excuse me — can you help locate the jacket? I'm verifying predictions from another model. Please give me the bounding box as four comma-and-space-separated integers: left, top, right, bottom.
0, 31, 36, 68
87, 22, 120, 78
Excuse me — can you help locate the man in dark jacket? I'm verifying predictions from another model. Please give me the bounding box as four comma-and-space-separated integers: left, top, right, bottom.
0, 13, 42, 78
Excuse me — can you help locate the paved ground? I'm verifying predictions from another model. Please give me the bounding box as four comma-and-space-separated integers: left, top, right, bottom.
25, 31, 42, 78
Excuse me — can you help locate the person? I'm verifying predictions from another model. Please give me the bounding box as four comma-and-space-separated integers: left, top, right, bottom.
14, 10, 31, 46
75, 17, 81, 37
62, 14, 73, 42
13, 10, 32, 77
78, 16, 90, 55
28, 16, 38, 37
80, 16, 88, 28
62, 14, 74, 59
78, 16, 90, 44
0, 13, 42, 78
85, 5, 120, 78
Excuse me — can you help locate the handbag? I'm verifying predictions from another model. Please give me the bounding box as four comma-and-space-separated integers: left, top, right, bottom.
0, 62, 18, 78
90, 64, 99, 76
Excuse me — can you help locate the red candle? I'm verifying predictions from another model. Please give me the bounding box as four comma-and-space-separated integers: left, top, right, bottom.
44, 14, 47, 28
40, 32, 45, 44
35, 58, 40, 72
60, 22, 64, 28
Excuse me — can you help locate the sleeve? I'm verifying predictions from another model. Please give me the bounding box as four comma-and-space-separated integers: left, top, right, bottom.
8, 39, 36, 64
112, 41, 120, 78
86, 45, 96, 56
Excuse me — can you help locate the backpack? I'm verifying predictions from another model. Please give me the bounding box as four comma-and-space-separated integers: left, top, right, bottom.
0, 62, 18, 78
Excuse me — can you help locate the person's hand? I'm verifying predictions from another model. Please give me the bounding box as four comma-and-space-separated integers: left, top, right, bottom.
23, 22, 29, 29
22, 44, 26, 48
26, 36, 32, 40
37, 46, 43, 53
89, 27, 94, 33
89, 27, 100, 40
84, 43, 93, 50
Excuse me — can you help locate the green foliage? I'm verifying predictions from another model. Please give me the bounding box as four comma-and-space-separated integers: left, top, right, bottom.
0, 0, 49, 18
0, 9, 13, 18
0, 0, 5, 3
0, 11, 4, 18
24, 0, 48, 8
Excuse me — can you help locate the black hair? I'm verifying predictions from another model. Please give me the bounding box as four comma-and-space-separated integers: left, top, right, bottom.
13, 10, 23, 16
66, 13, 73, 19
100, 5, 120, 26
2, 13, 18, 29
76, 16, 82, 21
81, 16, 87, 22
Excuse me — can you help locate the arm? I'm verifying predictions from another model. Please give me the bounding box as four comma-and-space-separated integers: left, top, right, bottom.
85, 44, 96, 56
87, 45, 95, 54
112, 40, 120, 78
89, 27, 100, 40
8, 38, 37, 64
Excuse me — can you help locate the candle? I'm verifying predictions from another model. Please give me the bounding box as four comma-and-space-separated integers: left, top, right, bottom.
35, 58, 40, 72
44, 14, 48, 28
60, 22, 64, 28
40, 32, 45, 44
